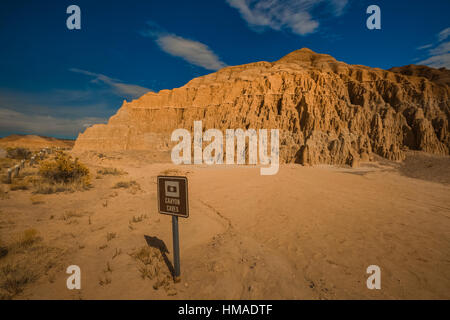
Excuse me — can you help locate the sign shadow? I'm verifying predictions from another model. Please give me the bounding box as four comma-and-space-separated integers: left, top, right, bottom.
144, 235, 175, 277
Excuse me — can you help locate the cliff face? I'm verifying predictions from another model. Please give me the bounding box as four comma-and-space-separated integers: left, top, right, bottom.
74, 48, 450, 166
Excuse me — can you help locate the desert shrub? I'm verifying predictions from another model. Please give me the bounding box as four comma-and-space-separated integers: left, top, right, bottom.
37, 152, 90, 191
6, 148, 31, 160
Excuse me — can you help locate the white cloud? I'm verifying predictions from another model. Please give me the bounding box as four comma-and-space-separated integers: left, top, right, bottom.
438, 27, 450, 42
417, 53, 450, 69
70, 69, 151, 99
330, 0, 348, 16
154, 34, 227, 71
417, 44, 433, 50
416, 27, 450, 69
429, 41, 450, 56
226, 0, 348, 35
0, 108, 107, 138
141, 23, 227, 71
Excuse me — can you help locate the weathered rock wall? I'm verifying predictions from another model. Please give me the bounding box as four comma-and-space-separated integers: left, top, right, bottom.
74, 48, 450, 166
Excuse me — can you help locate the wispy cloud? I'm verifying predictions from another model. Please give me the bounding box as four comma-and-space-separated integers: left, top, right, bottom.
226, 0, 348, 36
70, 68, 152, 99
438, 27, 450, 42
141, 23, 227, 71
330, 0, 348, 16
416, 44, 433, 50
417, 27, 450, 69
417, 54, 450, 69
429, 41, 450, 56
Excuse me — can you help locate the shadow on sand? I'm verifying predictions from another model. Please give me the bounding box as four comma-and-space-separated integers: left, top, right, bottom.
144, 235, 175, 277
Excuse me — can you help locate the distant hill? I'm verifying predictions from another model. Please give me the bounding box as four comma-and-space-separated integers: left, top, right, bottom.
0, 134, 74, 150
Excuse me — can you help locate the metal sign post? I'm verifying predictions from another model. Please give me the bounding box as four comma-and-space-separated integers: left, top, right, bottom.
172, 216, 181, 281
157, 176, 189, 282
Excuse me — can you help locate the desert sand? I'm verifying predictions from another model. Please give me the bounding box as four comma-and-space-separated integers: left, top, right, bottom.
1, 149, 449, 300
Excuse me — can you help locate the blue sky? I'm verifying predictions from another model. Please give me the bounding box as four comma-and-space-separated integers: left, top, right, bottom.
0, 0, 449, 138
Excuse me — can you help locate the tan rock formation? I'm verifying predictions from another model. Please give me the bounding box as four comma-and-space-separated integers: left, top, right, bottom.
74, 48, 450, 166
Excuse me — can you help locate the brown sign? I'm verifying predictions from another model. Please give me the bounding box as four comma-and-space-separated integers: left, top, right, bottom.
157, 176, 189, 218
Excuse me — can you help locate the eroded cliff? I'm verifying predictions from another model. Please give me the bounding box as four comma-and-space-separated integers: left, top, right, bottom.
74, 48, 450, 166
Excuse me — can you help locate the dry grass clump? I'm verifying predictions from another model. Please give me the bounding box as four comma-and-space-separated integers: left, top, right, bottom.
99, 274, 112, 286
33, 182, 70, 194
106, 232, 117, 242
113, 180, 141, 194
60, 210, 84, 222
10, 179, 30, 191
97, 167, 127, 176
130, 246, 176, 294
30, 195, 44, 205
0, 158, 18, 185
14, 229, 41, 250
0, 264, 38, 299
160, 168, 189, 176
113, 180, 138, 189
130, 214, 148, 224
0, 157, 16, 170
7, 168, 39, 191
98, 260, 114, 286
0, 228, 64, 300
34, 152, 91, 194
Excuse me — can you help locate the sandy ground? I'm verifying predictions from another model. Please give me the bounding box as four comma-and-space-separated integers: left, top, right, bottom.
0, 150, 449, 300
